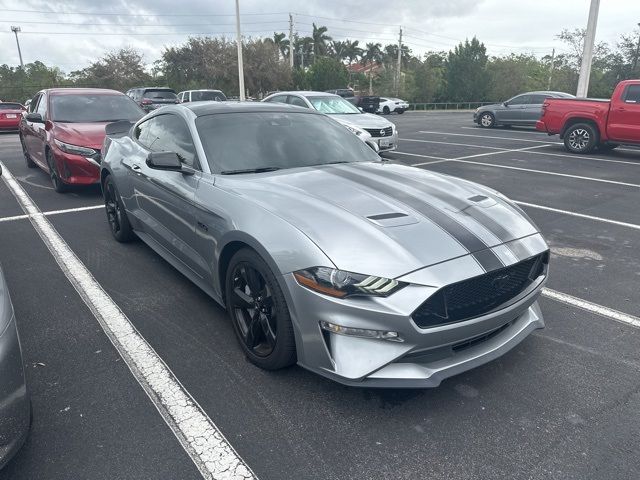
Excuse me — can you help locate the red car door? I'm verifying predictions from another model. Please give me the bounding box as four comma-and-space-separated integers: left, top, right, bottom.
607, 84, 640, 143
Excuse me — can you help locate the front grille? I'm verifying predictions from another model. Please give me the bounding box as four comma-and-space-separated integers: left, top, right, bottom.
412, 251, 549, 329
365, 126, 393, 137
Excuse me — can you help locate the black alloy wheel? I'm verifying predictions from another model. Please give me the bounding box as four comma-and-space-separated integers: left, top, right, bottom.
103, 176, 135, 242
564, 123, 598, 154
226, 249, 296, 370
383, 106, 390, 114
46, 150, 68, 193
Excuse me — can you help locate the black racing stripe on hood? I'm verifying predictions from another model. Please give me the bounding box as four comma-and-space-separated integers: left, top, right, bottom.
326, 166, 504, 272
359, 166, 516, 243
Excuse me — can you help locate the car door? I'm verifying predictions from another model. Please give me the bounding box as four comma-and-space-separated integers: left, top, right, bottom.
607, 84, 640, 142
22, 93, 41, 162
498, 94, 529, 124
30, 92, 49, 167
521, 94, 547, 125
126, 113, 207, 277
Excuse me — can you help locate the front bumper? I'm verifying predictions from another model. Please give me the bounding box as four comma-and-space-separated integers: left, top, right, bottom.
51, 144, 100, 185
376, 131, 398, 151
283, 234, 547, 388
0, 314, 30, 469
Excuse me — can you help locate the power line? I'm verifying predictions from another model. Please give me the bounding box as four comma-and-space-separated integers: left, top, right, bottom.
2, 8, 288, 17
0, 19, 289, 27
0, 29, 283, 36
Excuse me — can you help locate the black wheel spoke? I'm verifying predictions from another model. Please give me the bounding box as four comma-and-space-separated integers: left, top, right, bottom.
244, 311, 262, 348
244, 266, 262, 293
232, 287, 253, 309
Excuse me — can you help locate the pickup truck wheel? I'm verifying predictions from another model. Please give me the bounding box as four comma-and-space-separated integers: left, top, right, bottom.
479, 112, 495, 128
564, 123, 598, 154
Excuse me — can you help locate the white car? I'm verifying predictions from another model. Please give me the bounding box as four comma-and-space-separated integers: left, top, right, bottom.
263, 91, 398, 152
378, 97, 409, 115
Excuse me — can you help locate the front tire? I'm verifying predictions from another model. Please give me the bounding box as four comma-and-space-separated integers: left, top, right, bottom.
103, 175, 135, 242
46, 150, 68, 193
564, 123, 598, 154
479, 112, 495, 128
225, 249, 296, 370
20, 135, 36, 168
397, 109, 404, 114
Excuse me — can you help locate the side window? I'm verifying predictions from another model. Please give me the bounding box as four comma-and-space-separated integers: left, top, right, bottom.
185, 92, 190, 102
527, 95, 546, 105
623, 85, 640, 103
144, 114, 198, 168
265, 95, 287, 104
29, 94, 41, 113
288, 96, 308, 108
508, 95, 528, 106
36, 94, 47, 117
134, 119, 152, 146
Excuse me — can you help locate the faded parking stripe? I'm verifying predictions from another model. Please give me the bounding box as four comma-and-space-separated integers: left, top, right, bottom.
0, 162, 256, 480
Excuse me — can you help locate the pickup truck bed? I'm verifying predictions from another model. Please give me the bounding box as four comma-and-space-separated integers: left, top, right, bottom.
536, 80, 640, 154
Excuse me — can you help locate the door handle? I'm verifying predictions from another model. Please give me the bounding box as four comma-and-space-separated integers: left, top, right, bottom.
131, 164, 141, 171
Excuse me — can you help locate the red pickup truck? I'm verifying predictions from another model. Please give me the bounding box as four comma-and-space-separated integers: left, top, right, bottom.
536, 79, 640, 154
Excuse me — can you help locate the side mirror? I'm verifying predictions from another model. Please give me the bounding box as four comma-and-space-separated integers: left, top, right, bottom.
146, 151, 183, 172
26, 113, 44, 123
502, 102, 509, 107
358, 107, 364, 112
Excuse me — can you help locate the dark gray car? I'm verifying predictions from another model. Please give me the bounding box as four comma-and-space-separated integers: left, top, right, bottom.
0, 191, 30, 467
474, 91, 574, 128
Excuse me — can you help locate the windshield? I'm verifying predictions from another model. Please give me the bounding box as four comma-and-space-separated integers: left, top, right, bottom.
50, 94, 144, 123
143, 90, 177, 100
196, 112, 379, 173
191, 91, 227, 101
307, 96, 361, 114
0, 103, 23, 110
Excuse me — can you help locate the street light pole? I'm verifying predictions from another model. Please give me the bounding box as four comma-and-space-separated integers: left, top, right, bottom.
576, 0, 600, 97
11, 26, 24, 68
632, 22, 640, 73
234, 0, 246, 101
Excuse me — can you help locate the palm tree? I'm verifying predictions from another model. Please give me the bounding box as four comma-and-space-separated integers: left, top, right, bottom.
344, 40, 363, 66
294, 36, 314, 68
331, 40, 348, 61
361, 42, 383, 94
311, 23, 332, 61
272, 32, 290, 61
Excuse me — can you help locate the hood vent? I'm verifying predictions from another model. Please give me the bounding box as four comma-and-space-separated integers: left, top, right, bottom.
366, 212, 418, 227
367, 212, 408, 221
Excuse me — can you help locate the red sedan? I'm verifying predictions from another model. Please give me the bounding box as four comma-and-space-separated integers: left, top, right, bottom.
19, 88, 144, 192
0, 102, 25, 131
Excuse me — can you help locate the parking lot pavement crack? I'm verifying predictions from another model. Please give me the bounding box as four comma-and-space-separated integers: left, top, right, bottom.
0, 161, 258, 480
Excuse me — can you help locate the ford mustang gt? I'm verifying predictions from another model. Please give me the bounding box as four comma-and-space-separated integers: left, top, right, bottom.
100, 102, 549, 388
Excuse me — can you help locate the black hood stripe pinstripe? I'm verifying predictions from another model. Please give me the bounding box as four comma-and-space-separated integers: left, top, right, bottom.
359, 166, 517, 244
326, 166, 504, 272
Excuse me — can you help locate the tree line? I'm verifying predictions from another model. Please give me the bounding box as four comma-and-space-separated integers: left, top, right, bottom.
1, 25, 639, 104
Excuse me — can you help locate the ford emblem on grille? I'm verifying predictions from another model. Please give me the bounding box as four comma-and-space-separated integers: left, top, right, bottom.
380, 129, 386, 136
491, 274, 511, 291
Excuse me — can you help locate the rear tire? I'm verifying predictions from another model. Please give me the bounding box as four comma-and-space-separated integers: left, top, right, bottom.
397, 109, 405, 114
225, 249, 296, 370
46, 150, 69, 193
383, 106, 390, 115
479, 112, 495, 128
103, 175, 135, 242
20, 135, 36, 168
564, 123, 598, 154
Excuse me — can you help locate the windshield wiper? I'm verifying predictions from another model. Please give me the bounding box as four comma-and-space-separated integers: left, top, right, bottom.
220, 167, 281, 175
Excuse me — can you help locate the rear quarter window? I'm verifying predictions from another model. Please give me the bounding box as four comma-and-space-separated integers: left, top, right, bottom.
623, 85, 640, 103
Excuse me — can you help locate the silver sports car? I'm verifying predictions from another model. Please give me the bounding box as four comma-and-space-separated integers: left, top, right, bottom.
100, 102, 549, 388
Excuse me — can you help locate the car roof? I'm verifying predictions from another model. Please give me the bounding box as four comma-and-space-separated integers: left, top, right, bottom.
186, 89, 224, 92
181, 101, 324, 117
269, 91, 339, 98
43, 88, 124, 96
522, 91, 574, 96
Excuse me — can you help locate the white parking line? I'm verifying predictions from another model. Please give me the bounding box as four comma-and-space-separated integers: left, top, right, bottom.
0, 162, 255, 480
542, 288, 640, 329
0, 204, 103, 223
452, 158, 640, 188
460, 126, 546, 135
401, 137, 508, 151
521, 148, 640, 166
419, 130, 563, 145
453, 145, 550, 161
514, 201, 640, 231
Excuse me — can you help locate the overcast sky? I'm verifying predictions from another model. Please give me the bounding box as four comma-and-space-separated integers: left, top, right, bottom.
1, 0, 639, 72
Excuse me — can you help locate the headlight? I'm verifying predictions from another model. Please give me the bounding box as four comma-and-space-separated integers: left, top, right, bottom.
293, 267, 406, 298
344, 124, 365, 137
54, 139, 97, 156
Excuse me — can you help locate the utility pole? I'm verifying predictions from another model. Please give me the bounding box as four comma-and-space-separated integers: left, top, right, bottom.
11, 26, 24, 68
632, 22, 640, 73
396, 27, 402, 96
289, 13, 294, 69
576, 0, 600, 98
234, 0, 246, 101
547, 48, 555, 90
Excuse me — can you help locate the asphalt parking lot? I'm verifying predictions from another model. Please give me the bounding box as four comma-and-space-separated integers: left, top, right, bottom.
1, 111, 639, 480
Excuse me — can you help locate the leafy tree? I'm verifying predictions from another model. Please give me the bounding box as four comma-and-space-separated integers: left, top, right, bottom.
311, 24, 332, 60
69, 48, 151, 92
307, 57, 348, 90
0, 61, 67, 102
445, 37, 488, 101
272, 32, 290, 61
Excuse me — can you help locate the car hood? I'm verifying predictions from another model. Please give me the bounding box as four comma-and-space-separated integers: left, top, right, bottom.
480, 103, 505, 111
221, 162, 538, 278
52, 122, 109, 150
329, 113, 393, 130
